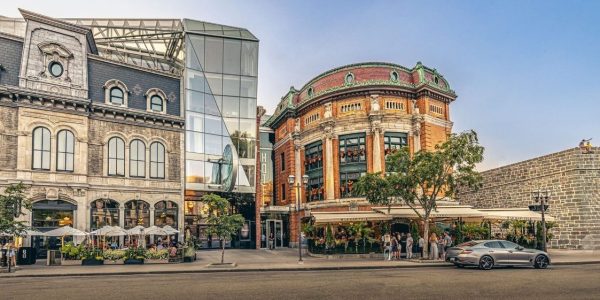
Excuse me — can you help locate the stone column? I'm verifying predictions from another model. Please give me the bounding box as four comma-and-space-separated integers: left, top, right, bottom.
149, 207, 155, 244
119, 205, 125, 246
369, 95, 383, 173
412, 100, 422, 153
322, 123, 336, 200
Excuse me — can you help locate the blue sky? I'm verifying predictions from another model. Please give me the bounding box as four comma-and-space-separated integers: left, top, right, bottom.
3, 0, 599, 170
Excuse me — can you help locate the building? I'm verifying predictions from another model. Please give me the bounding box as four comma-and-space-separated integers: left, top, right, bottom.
0, 9, 259, 251
261, 62, 456, 247
458, 147, 600, 250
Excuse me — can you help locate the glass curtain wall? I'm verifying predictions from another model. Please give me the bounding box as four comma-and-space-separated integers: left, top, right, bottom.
184, 26, 258, 193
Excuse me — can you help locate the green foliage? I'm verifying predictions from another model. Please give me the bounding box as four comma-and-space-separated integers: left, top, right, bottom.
125, 247, 147, 260
461, 224, 489, 241
103, 249, 126, 261
145, 249, 169, 260
354, 173, 395, 212
302, 223, 316, 239
60, 242, 82, 260
203, 193, 245, 263
80, 247, 104, 260
325, 224, 335, 249
0, 183, 32, 235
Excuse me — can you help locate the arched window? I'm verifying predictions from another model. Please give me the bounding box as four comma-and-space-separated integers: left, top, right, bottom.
56, 130, 75, 171
124, 200, 150, 229
108, 137, 125, 176
129, 140, 146, 178
150, 142, 165, 179
150, 95, 164, 112
154, 201, 178, 227
109, 87, 124, 105
32, 127, 51, 170
90, 199, 120, 230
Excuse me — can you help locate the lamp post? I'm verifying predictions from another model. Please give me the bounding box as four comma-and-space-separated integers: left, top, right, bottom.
532, 190, 550, 252
289, 174, 309, 263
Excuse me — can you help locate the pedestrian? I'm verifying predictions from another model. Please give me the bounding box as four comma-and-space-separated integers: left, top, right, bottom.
268, 232, 275, 250
418, 235, 425, 258
382, 233, 391, 260
443, 232, 452, 260
429, 233, 439, 260
438, 234, 445, 260
406, 233, 413, 259
8, 243, 16, 269
391, 235, 399, 260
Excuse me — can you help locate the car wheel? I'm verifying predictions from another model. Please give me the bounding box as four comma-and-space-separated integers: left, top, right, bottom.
534, 255, 549, 269
479, 255, 494, 270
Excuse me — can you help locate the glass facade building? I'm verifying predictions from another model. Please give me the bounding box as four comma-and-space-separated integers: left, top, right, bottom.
183, 20, 259, 194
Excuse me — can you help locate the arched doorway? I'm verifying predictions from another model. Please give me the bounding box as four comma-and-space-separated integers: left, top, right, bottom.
31, 199, 77, 258
90, 199, 120, 230
124, 200, 150, 229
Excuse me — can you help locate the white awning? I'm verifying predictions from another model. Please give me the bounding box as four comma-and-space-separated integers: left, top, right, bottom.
311, 211, 392, 224
373, 206, 486, 219
480, 208, 555, 221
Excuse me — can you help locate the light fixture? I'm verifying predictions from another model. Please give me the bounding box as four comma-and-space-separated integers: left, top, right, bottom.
288, 174, 295, 184
302, 174, 309, 185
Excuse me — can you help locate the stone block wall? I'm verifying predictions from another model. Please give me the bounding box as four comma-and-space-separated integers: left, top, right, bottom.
459, 148, 600, 249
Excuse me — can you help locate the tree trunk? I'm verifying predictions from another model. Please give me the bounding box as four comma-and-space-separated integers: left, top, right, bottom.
221, 239, 225, 264
423, 218, 429, 260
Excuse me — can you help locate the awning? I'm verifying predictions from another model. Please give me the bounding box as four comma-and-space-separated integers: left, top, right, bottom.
480, 208, 555, 222
311, 211, 392, 224
373, 206, 486, 219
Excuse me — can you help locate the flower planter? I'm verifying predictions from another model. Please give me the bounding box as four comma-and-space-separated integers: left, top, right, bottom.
104, 259, 124, 265
124, 258, 144, 265
61, 259, 81, 266
145, 259, 169, 264
82, 258, 104, 266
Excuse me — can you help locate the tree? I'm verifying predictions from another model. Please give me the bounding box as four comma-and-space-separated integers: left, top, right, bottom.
203, 193, 245, 264
355, 130, 484, 259
0, 183, 31, 235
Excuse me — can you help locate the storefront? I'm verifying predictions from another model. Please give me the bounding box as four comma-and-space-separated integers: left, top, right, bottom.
31, 200, 77, 258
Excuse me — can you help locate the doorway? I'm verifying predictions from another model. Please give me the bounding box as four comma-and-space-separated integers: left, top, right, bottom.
265, 219, 283, 249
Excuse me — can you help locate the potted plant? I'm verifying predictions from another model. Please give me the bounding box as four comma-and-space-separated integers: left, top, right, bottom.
81, 247, 104, 266
145, 249, 169, 264
60, 242, 82, 266
103, 249, 126, 265
124, 247, 146, 264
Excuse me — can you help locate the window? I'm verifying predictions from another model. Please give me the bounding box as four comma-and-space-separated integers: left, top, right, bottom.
110, 88, 124, 105
484, 241, 503, 249
108, 137, 125, 176
150, 95, 164, 112
150, 142, 165, 179
280, 152, 285, 171
129, 140, 146, 178
384, 133, 408, 157
345, 72, 355, 84
340, 172, 364, 198
429, 104, 444, 115
390, 70, 399, 82
305, 142, 323, 172
339, 134, 366, 164
340, 102, 362, 113
48, 61, 63, 77
154, 201, 178, 227
385, 101, 404, 110
307, 87, 314, 97
90, 199, 119, 230
32, 127, 51, 170
308, 176, 324, 202
500, 241, 519, 249
281, 183, 286, 200
124, 200, 150, 229
56, 130, 74, 171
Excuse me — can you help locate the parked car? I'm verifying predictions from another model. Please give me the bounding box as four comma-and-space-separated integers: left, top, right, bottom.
446, 240, 550, 270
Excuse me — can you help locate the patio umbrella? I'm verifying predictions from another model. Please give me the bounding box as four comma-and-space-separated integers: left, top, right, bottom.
22, 229, 45, 236
144, 225, 169, 236
162, 225, 179, 235
106, 226, 127, 237
126, 225, 145, 235
44, 226, 88, 237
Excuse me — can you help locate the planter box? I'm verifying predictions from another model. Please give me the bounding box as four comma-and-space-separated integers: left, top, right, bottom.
124, 258, 144, 265
145, 259, 169, 264
104, 259, 124, 265
61, 259, 81, 266
82, 258, 104, 266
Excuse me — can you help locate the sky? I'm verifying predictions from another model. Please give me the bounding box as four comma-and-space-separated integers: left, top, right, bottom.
2, 0, 599, 170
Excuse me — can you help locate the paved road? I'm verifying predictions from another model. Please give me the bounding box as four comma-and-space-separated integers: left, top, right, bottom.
1, 265, 599, 300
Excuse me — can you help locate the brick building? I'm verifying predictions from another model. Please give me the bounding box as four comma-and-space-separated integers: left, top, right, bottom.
260, 62, 456, 247
459, 148, 600, 250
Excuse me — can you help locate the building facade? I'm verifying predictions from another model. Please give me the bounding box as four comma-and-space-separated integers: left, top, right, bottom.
261, 62, 456, 247
459, 148, 600, 250
0, 10, 184, 253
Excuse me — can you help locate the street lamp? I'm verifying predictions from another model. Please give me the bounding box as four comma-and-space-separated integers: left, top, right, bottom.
532, 190, 550, 252
289, 174, 309, 263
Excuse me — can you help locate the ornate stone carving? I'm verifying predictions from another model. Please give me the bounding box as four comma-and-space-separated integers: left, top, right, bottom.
319, 119, 336, 139
323, 102, 333, 119
370, 94, 380, 112
412, 99, 420, 115
37, 42, 74, 82
294, 118, 301, 133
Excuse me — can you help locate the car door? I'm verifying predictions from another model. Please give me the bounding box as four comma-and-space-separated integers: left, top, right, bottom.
483, 241, 510, 265
500, 241, 530, 265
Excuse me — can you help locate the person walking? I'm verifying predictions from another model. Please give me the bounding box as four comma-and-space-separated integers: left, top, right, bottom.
391, 235, 399, 260
406, 233, 413, 259
268, 232, 275, 250
429, 233, 439, 260
7, 243, 16, 269
418, 235, 425, 258
443, 232, 452, 261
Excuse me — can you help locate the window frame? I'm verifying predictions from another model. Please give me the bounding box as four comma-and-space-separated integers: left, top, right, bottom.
150, 95, 164, 112
109, 87, 124, 105
32, 127, 51, 170
56, 129, 75, 172
108, 137, 125, 176
150, 142, 166, 179
129, 139, 146, 178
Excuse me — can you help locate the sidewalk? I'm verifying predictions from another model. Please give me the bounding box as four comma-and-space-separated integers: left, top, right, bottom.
1, 248, 598, 278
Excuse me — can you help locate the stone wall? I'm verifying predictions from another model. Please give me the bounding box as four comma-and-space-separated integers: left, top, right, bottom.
459, 148, 600, 249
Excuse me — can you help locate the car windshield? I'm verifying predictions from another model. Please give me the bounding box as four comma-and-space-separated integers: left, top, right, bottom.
456, 241, 480, 247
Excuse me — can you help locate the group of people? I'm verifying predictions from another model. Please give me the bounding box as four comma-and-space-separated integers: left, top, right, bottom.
1, 242, 17, 268
428, 232, 453, 260
382, 231, 453, 261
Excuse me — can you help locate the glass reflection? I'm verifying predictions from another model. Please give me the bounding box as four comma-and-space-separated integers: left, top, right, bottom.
239, 118, 257, 139
154, 201, 178, 227
223, 75, 240, 96
124, 200, 150, 229
186, 90, 204, 113
241, 41, 258, 76
222, 96, 239, 117
187, 70, 206, 92
240, 77, 257, 98
204, 37, 223, 73
186, 131, 203, 153
239, 97, 256, 119
186, 160, 205, 183
223, 39, 241, 75
204, 134, 223, 155
188, 35, 205, 70
205, 73, 223, 95
90, 199, 120, 230
204, 93, 221, 116
205, 114, 223, 135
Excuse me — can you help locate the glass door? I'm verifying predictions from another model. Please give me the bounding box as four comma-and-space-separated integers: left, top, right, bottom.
265, 219, 283, 249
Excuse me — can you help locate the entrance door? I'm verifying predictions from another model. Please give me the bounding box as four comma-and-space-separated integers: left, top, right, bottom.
265, 219, 283, 249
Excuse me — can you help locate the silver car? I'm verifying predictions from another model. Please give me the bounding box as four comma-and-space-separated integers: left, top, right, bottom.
445, 240, 551, 270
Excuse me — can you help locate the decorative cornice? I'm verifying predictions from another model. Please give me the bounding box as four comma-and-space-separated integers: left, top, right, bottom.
19, 9, 91, 35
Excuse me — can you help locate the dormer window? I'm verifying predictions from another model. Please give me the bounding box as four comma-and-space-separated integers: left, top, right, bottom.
110, 87, 124, 105
103, 79, 129, 107
150, 95, 164, 112
48, 61, 63, 77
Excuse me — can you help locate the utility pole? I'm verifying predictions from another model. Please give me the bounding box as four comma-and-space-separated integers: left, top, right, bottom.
532, 190, 550, 252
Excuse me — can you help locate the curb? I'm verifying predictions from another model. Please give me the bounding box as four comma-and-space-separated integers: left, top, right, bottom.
2, 260, 599, 278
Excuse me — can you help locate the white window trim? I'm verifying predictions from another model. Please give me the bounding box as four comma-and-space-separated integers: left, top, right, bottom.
145, 88, 168, 114
103, 79, 129, 107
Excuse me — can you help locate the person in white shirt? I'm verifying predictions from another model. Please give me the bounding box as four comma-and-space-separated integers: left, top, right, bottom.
406, 233, 414, 259
418, 235, 425, 258
382, 233, 391, 260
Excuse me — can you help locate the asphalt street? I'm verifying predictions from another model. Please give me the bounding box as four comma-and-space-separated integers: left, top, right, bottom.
1, 264, 599, 300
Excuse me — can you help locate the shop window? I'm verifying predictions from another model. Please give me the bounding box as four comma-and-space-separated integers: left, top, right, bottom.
124, 200, 150, 229
32, 200, 76, 229
90, 199, 120, 230
32, 127, 51, 170
154, 201, 178, 227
